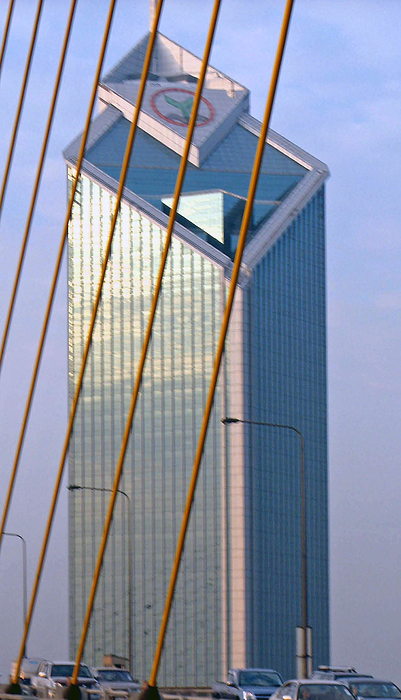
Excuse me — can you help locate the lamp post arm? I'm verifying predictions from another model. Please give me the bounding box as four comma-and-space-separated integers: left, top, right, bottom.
67, 485, 133, 672
222, 416, 308, 675
2, 531, 27, 655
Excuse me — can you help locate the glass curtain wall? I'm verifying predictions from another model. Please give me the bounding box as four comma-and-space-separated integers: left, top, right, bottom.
68, 171, 223, 685
243, 187, 329, 679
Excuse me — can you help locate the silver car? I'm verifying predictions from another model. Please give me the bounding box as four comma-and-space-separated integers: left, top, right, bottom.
92, 668, 140, 696
31, 661, 100, 698
270, 680, 356, 700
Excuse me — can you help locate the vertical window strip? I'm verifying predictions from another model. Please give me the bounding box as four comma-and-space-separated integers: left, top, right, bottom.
179, 244, 186, 677
190, 249, 197, 681
78, 176, 86, 619
200, 256, 207, 679
139, 211, 146, 682
67, 171, 76, 659
247, 278, 254, 662
88, 179, 97, 659
120, 206, 128, 660
107, 190, 116, 654
148, 221, 156, 660
99, 182, 107, 665
128, 205, 136, 670
159, 225, 167, 668
213, 264, 221, 678
170, 238, 177, 685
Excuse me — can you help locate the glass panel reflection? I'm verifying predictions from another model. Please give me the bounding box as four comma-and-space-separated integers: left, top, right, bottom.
68, 172, 222, 685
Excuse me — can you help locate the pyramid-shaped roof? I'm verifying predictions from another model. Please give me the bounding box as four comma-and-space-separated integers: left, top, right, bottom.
64, 32, 329, 282
99, 33, 249, 167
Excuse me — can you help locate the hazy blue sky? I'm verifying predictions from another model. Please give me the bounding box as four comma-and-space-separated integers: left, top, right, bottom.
0, 0, 401, 685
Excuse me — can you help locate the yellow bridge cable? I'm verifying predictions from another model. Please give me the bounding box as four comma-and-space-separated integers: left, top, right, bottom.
9, 0, 119, 682
0, 0, 79, 372
15, 0, 165, 686
0, 0, 45, 219
149, 0, 295, 684
72, 0, 222, 686
1, 0, 116, 560
0, 0, 16, 80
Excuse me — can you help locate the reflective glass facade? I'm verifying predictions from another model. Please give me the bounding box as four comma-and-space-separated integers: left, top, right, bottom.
67, 31, 329, 687
242, 187, 328, 679
85, 116, 306, 259
68, 172, 223, 685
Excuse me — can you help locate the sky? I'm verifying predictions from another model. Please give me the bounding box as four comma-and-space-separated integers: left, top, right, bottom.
0, 0, 401, 686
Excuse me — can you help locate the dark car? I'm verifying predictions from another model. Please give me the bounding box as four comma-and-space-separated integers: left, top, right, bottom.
311, 669, 373, 682
92, 668, 140, 695
270, 679, 356, 700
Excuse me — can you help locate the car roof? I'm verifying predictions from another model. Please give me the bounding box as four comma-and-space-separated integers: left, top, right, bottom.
50, 661, 90, 666
317, 668, 358, 674
286, 680, 352, 685
348, 680, 399, 685
234, 669, 282, 673
93, 668, 131, 672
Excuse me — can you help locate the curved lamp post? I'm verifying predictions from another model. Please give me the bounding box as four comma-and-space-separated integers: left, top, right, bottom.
67, 484, 133, 672
222, 416, 309, 678
2, 531, 27, 656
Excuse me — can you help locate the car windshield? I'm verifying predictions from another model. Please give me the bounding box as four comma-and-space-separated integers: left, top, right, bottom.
97, 671, 133, 682
21, 660, 43, 674
351, 684, 401, 699
51, 665, 92, 678
299, 684, 354, 700
239, 672, 282, 687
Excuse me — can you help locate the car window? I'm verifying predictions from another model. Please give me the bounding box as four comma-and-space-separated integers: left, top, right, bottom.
298, 683, 354, 700
239, 672, 282, 687
51, 665, 92, 678
97, 671, 133, 682
277, 683, 296, 700
352, 684, 401, 699
285, 683, 297, 699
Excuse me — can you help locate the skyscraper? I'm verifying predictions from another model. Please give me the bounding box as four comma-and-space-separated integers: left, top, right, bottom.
65, 31, 329, 686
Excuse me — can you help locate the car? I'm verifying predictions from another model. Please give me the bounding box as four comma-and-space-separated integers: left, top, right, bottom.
270, 679, 356, 700
92, 668, 140, 695
212, 668, 284, 700
341, 680, 401, 700
311, 669, 373, 682
10, 658, 45, 695
31, 660, 100, 698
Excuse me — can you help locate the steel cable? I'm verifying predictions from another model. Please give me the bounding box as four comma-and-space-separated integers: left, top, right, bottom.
9, 0, 119, 682
0, 0, 45, 219
12, 0, 165, 685
0, 0, 16, 81
149, 0, 295, 684
68, 0, 164, 678
0, 0, 79, 372
71, 0, 223, 684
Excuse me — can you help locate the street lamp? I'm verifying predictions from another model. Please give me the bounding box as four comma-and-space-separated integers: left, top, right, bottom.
67, 484, 133, 673
2, 531, 27, 656
222, 416, 309, 677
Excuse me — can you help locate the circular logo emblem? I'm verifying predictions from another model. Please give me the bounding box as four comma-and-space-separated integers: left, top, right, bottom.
150, 88, 215, 128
